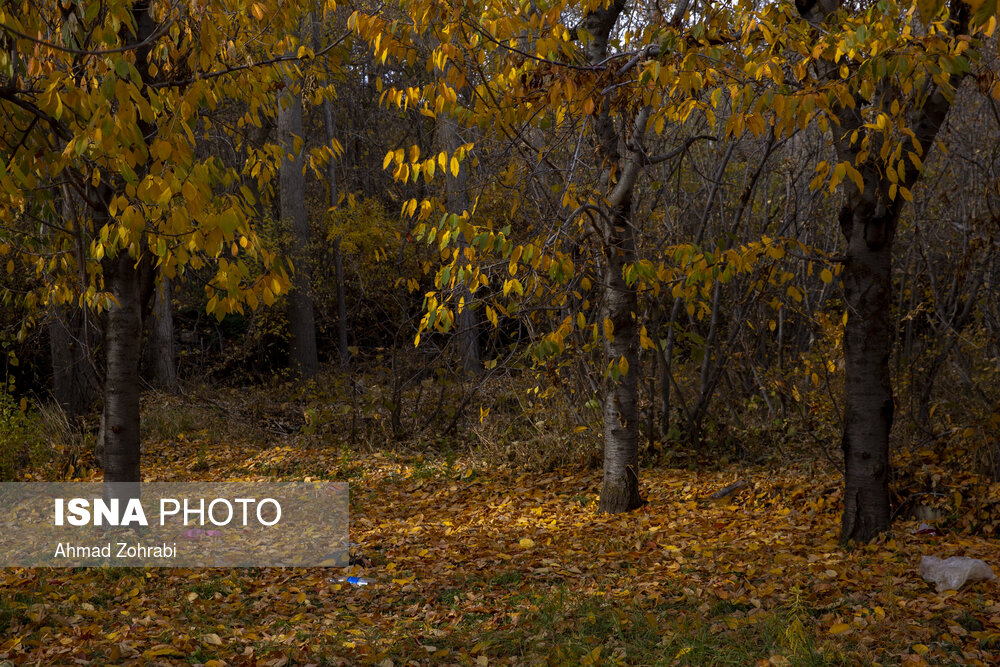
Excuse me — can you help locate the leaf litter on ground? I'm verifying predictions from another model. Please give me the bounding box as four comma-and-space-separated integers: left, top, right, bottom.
2, 433, 999, 666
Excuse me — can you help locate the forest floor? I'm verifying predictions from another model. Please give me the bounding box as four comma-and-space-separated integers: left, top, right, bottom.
2, 396, 999, 666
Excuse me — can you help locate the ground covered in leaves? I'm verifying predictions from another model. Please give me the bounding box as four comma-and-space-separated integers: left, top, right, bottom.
2, 414, 999, 666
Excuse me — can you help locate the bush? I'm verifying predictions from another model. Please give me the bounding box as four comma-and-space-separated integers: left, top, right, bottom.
0, 392, 41, 480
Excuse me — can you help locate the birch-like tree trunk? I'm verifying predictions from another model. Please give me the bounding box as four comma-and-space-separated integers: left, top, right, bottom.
279, 73, 319, 378
579, 0, 645, 513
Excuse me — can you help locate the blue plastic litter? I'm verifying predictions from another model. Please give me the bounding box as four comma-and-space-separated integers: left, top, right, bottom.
332, 576, 371, 586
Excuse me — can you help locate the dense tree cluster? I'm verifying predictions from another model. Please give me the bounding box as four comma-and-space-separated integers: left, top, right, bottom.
2, 0, 999, 543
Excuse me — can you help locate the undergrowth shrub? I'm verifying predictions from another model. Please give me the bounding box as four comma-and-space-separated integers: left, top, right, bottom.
0, 392, 43, 480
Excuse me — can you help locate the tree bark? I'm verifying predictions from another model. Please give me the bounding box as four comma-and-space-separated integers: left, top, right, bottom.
838, 203, 895, 543
278, 79, 319, 378
311, 12, 350, 371
598, 197, 644, 512
49, 307, 99, 417
102, 252, 143, 483
438, 112, 481, 373
97, 0, 157, 480
147, 276, 177, 391
798, 0, 969, 544
49, 189, 99, 416
578, 0, 645, 512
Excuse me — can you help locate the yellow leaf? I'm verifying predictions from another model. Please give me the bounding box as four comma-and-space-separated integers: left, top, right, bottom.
519, 538, 535, 548
912, 644, 929, 655
450, 156, 460, 178
829, 622, 851, 635
602, 317, 614, 339
844, 163, 864, 193
202, 633, 223, 646
820, 268, 833, 284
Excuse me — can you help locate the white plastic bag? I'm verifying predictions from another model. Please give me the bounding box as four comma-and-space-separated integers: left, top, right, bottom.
919, 555, 995, 592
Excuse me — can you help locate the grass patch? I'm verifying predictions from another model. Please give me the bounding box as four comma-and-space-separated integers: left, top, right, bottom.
188, 579, 231, 600
377, 588, 850, 666
489, 570, 524, 588
956, 610, 984, 632
710, 599, 754, 617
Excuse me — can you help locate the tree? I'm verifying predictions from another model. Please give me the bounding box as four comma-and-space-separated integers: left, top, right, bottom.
0, 0, 306, 480
353, 0, 998, 533
352, 0, 729, 512
784, 0, 984, 542
438, 111, 483, 374
310, 11, 351, 371
278, 54, 320, 379
146, 274, 177, 392
578, 0, 644, 512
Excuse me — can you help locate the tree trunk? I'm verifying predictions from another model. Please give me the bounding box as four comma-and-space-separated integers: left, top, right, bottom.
49, 308, 97, 416
95, 0, 156, 479
598, 200, 644, 512
311, 12, 350, 371
147, 276, 177, 391
838, 204, 894, 543
581, 0, 644, 512
588, 0, 694, 502
48, 186, 100, 416
102, 252, 143, 483
278, 80, 319, 378
800, 0, 968, 547
49, 307, 99, 417
438, 112, 481, 373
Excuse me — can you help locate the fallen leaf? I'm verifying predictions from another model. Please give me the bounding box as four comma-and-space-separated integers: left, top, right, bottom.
829, 623, 851, 635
